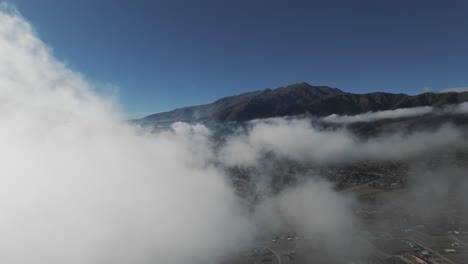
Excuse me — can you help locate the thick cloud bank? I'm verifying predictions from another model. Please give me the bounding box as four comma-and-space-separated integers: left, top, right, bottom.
0, 6, 252, 264
220, 117, 465, 167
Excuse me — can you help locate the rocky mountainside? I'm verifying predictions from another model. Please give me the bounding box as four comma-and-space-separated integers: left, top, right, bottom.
139, 82, 468, 125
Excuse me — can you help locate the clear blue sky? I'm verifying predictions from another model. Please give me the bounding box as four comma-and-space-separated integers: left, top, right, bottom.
7, 0, 468, 118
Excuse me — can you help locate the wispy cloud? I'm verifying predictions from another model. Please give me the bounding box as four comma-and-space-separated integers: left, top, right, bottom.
321, 101, 468, 124
424, 86, 468, 93
322, 106, 434, 124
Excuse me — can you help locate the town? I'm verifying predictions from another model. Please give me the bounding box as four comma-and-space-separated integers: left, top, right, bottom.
224, 159, 468, 264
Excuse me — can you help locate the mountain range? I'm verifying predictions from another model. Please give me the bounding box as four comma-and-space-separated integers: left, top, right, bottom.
138, 82, 468, 125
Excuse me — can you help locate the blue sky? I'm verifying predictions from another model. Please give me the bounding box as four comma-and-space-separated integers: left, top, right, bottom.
6, 0, 468, 118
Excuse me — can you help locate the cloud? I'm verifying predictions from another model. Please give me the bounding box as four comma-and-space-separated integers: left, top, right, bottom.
0, 6, 253, 264
425, 87, 468, 93
2, 3, 468, 264
220, 117, 466, 167
322, 106, 434, 124
254, 177, 356, 236
252, 177, 369, 261
321, 101, 468, 124
453, 102, 468, 114
1, 5, 374, 263
376, 163, 468, 230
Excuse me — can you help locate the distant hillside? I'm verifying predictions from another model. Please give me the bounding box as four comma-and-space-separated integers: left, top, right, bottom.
138, 82, 468, 125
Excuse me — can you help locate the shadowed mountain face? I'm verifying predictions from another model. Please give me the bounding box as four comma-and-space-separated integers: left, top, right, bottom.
139, 82, 468, 125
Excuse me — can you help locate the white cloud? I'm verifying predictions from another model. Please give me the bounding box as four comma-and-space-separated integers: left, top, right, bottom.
0, 6, 252, 264
321, 101, 468, 125
322, 106, 434, 124
2, 4, 468, 264
454, 102, 468, 114
220, 117, 465, 166
253, 178, 366, 261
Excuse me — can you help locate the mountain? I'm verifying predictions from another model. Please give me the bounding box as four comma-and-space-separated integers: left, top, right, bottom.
138, 82, 468, 125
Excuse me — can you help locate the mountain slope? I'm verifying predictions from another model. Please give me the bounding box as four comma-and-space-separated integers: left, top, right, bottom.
139, 82, 468, 125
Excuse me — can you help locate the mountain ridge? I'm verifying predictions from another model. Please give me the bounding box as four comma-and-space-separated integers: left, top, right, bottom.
139, 82, 468, 125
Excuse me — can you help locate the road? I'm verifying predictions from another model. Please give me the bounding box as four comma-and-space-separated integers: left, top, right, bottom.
450, 236, 467, 247
266, 247, 282, 264
411, 238, 456, 264
409, 230, 460, 264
